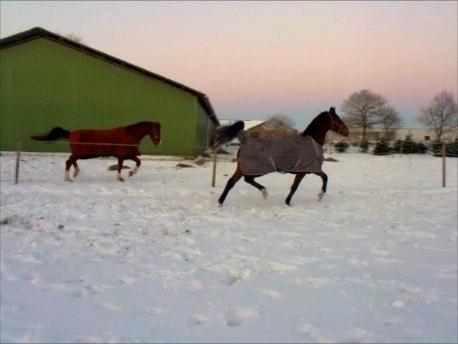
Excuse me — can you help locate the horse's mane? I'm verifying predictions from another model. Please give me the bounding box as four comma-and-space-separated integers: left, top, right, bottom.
125, 121, 159, 129
122, 121, 160, 139
301, 111, 328, 137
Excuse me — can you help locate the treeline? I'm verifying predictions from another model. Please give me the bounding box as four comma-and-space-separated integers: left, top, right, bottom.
333, 136, 458, 157
340, 89, 457, 144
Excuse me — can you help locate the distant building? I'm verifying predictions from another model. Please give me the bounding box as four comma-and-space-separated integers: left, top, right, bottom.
219, 120, 264, 132
344, 128, 458, 143
246, 118, 298, 138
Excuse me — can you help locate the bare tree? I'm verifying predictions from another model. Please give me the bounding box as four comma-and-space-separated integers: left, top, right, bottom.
417, 91, 458, 141
266, 114, 296, 128
378, 105, 402, 141
341, 89, 387, 142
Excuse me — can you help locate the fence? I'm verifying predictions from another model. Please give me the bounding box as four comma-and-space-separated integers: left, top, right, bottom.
9, 138, 449, 188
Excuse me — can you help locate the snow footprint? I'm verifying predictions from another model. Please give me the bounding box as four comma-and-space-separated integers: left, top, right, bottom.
224, 267, 251, 286
259, 289, 283, 299
99, 302, 123, 312
190, 314, 210, 325
224, 307, 257, 327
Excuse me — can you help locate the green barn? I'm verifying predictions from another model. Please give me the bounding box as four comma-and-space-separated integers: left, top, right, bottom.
0, 27, 219, 156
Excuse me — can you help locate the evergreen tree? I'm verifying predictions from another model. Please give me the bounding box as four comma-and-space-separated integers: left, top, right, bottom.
373, 138, 391, 155
359, 140, 369, 153
446, 139, 458, 157
334, 141, 349, 153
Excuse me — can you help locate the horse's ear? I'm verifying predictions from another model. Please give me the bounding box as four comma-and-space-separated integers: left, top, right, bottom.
330, 107, 336, 115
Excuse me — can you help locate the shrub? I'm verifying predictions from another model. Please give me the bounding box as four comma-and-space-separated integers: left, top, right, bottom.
446, 140, 458, 157
359, 140, 369, 153
334, 141, 349, 153
432, 139, 458, 157
373, 139, 391, 155
415, 142, 428, 154
392, 135, 427, 154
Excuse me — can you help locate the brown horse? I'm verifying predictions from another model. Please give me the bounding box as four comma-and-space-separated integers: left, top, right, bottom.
218, 107, 349, 206
31, 121, 161, 182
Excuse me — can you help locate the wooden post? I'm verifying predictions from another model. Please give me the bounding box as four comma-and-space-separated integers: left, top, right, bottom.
14, 136, 21, 185
442, 141, 446, 188
211, 142, 217, 187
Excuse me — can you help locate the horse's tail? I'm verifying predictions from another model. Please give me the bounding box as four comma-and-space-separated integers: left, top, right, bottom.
31, 127, 70, 141
214, 121, 245, 147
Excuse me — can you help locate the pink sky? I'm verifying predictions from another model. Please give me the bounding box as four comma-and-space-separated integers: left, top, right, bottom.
1, 1, 457, 127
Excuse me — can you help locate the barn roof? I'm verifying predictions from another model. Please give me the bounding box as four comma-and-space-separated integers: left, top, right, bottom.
0, 27, 219, 125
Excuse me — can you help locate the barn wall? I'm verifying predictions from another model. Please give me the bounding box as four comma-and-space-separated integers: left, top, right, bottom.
194, 102, 217, 155
0, 37, 204, 156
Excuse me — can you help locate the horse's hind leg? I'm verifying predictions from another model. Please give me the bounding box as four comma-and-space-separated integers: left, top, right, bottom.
72, 159, 80, 178
64, 156, 75, 182
128, 156, 141, 177
244, 175, 268, 199
314, 171, 328, 201
218, 165, 243, 206
116, 158, 125, 182
285, 172, 306, 206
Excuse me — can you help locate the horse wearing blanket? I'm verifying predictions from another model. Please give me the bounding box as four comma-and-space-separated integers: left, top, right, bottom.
217, 107, 349, 206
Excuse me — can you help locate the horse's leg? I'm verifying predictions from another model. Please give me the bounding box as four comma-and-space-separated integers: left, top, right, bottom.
244, 175, 268, 199
128, 156, 141, 177
64, 156, 74, 182
72, 159, 80, 178
218, 164, 243, 206
314, 171, 328, 201
116, 158, 125, 182
285, 172, 306, 206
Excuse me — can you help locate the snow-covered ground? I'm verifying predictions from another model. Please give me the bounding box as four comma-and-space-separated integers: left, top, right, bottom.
1, 151, 457, 343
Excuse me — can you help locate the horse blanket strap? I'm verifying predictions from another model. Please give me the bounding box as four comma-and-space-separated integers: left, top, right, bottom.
238, 134, 324, 176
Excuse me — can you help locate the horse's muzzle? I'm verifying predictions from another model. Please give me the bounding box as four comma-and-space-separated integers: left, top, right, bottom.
153, 138, 161, 145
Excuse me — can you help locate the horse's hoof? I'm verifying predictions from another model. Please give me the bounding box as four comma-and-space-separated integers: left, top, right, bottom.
218, 202, 223, 208
317, 192, 324, 201
128, 171, 133, 177
117, 177, 125, 182
261, 189, 268, 199
73, 169, 80, 178
64, 178, 73, 182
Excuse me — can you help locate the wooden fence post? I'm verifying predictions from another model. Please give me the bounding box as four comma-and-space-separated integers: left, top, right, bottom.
211, 142, 217, 187
14, 136, 21, 185
442, 142, 446, 188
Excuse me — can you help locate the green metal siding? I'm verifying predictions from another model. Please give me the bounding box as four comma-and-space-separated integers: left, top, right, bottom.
194, 102, 216, 155
0, 37, 208, 156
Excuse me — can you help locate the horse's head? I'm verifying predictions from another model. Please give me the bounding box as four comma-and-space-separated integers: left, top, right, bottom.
150, 122, 161, 145
328, 107, 349, 137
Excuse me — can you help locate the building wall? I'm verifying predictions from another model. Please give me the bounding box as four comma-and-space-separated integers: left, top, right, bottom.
345, 128, 458, 143
0, 37, 209, 155
194, 102, 216, 155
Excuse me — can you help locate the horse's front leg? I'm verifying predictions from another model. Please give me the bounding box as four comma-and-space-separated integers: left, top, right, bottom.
128, 156, 141, 177
314, 171, 328, 201
285, 172, 306, 206
116, 158, 125, 182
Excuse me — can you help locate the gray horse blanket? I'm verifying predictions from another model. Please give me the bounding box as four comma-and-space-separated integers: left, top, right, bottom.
238, 134, 323, 176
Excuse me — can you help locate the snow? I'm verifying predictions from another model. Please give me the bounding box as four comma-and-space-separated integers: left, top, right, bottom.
1, 151, 457, 343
